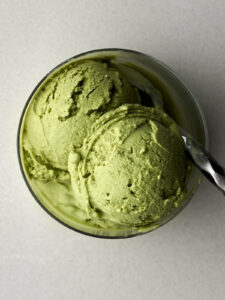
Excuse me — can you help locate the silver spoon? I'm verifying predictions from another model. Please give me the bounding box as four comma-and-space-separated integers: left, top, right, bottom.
180, 129, 225, 194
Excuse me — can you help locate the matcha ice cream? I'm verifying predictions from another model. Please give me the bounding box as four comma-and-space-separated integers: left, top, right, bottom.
20, 57, 190, 236
23, 59, 139, 174
68, 105, 188, 227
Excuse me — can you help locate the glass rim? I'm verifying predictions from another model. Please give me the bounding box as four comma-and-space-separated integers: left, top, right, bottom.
17, 48, 209, 239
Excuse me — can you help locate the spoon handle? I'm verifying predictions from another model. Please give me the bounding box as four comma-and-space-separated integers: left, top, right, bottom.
182, 134, 225, 194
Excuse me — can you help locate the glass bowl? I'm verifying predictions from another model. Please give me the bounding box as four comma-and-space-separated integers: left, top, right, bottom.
17, 48, 208, 238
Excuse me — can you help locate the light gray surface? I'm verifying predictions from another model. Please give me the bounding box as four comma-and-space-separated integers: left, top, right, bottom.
0, 1, 225, 299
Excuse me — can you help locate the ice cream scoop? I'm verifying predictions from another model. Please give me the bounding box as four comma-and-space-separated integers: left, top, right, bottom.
22, 59, 140, 175
68, 104, 190, 227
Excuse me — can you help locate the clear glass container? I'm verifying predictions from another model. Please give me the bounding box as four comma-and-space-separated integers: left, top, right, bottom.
17, 49, 208, 238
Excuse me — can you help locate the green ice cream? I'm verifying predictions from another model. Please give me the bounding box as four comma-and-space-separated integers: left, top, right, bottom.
23, 59, 139, 175
68, 104, 188, 227
20, 57, 190, 236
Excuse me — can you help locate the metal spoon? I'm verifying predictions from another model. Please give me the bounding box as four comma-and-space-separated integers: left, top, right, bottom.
180, 129, 225, 194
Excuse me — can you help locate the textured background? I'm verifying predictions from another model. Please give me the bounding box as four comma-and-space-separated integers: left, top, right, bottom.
1, 1, 225, 299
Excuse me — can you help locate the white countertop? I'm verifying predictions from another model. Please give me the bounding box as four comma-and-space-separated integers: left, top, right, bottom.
1, 1, 225, 299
